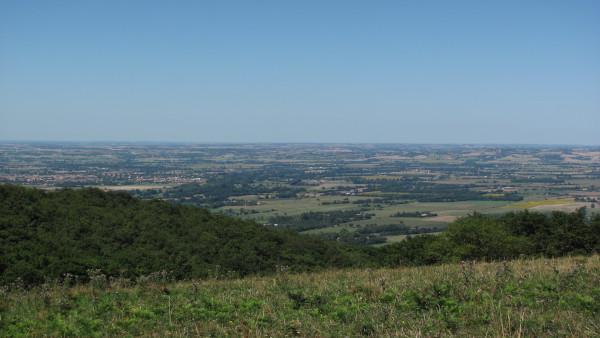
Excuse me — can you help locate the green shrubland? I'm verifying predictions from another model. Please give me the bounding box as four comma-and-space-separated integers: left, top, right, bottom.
1, 256, 598, 337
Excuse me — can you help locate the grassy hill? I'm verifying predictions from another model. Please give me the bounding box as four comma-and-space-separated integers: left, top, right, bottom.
2, 255, 599, 337
1, 184, 600, 336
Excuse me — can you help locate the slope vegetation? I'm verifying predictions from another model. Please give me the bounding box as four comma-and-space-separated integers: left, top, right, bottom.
2, 256, 598, 337
1, 184, 599, 287
0, 185, 368, 285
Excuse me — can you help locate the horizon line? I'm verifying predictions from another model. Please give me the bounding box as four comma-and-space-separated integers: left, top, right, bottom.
1, 139, 599, 147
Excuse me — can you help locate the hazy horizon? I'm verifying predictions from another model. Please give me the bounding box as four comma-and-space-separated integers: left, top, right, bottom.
2, 140, 599, 147
1, 1, 599, 144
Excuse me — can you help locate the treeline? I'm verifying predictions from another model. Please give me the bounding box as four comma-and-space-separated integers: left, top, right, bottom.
391, 211, 437, 218
352, 178, 523, 202
319, 224, 442, 246
1, 184, 599, 286
267, 210, 374, 232
377, 209, 600, 266
161, 179, 304, 207
511, 177, 565, 183
132, 167, 314, 207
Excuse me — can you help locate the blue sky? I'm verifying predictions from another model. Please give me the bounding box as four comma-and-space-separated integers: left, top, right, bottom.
1, 1, 599, 144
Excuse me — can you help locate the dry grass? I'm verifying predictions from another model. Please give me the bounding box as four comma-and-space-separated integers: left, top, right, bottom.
502, 198, 574, 209
2, 255, 599, 337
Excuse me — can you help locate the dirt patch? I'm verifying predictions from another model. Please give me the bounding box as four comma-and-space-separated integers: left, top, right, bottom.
429, 215, 458, 222
530, 202, 587, 212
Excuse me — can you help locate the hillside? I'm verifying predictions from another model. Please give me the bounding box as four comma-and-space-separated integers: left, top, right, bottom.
2, 184, 600, 287
2, 255, 598, 337
0, 184, 370, 285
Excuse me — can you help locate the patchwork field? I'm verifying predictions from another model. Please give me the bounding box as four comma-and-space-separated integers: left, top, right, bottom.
2, 143, 599, 245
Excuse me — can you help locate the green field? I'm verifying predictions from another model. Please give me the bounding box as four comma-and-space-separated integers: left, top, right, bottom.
218, 195, 364, 219
218, 195, 598, 242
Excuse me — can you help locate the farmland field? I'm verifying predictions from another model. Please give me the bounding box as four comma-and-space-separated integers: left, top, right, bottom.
1, 143, 599, 244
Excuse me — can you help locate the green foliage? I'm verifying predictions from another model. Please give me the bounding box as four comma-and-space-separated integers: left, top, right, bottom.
159, 171, 307, 207
444, 214, 532, 260
0, 185, 366, 285
353, 177, 523, 202
391, 211, 437, 217
267, 209, 374, 232
319, 224, 441, 246
1, 184, 598, 287
379, 209, 599, 266
1, 256, 598, 337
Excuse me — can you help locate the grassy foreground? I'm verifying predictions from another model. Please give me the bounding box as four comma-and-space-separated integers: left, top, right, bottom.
2, 256, 599, 337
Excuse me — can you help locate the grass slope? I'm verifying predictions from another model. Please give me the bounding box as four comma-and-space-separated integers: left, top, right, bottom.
2, 255, 599, 337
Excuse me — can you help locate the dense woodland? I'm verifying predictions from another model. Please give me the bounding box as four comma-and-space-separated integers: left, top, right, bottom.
0, 185, 366, 285
1, 184, 599, 286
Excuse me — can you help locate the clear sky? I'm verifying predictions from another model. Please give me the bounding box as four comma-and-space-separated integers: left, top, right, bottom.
1, 1, 599, 144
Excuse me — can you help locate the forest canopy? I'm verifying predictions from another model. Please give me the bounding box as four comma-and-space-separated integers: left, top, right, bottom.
0, 185, 368, 285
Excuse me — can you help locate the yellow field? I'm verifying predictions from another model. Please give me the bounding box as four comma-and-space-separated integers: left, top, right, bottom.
98, 184, 175, 191
504, 198, 574, 209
